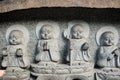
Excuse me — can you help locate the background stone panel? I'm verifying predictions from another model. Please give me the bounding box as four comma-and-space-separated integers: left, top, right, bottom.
0, 0, 120, 13
0, 8, 120, 68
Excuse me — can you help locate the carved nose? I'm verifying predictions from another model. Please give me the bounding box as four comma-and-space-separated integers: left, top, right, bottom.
108, 39, 111, 43
13, 40, 15, 42
77, 32, 80, 36
45, 34, 47, 37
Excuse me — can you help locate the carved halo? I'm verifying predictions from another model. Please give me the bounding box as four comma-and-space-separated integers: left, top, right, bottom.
64, 21, 90, 39
96, 26, 119, 45
6, 25, 29, 44
36, 21, 60, 39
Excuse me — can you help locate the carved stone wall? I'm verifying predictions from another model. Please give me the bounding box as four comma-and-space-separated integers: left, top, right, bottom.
0, 0, 120, 13
0, 8, 120, 80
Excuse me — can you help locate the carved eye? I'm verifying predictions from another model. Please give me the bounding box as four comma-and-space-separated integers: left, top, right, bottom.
73, 31, 77, 34
105, 39, 108, 41
110, 38, 114, 40
105, 38, 109, 41
14, 37, 18, 40
47, 30, 51, 34
78, 31, 82, 34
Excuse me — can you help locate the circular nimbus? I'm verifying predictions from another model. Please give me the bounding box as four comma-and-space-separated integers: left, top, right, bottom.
64, 21, 90, 39
36, 21, 60, 39
96, 26, 119, 46
6, 25, 29, 44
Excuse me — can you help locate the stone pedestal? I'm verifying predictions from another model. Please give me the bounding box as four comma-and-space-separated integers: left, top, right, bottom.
95, 68, 120, 80
2, 67, 30, 80
31, 62, 93, 80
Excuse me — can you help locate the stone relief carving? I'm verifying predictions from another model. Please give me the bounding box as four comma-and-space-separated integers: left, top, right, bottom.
61, 21, 93, 80
30, 21, 93, 80
95, 26, 120, 80
31, 21, 62, 78
1, 21, 120, 80
1, 25, 30, 80
64, 21, 91, 66
35, 21, 60, 66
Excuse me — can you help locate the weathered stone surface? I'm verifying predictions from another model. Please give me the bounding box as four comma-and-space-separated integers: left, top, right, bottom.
0, 6, 119, 80
0, 0, 120, 13
95, 26, 120, 80
30, 21, 94, 80
1, 25, 30, 80
64, 21, 91, 66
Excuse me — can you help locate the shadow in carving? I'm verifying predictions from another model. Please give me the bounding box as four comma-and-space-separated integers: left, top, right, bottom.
63, 21, 91, 66
1, 25, 30, 80
95, 26, 120, 80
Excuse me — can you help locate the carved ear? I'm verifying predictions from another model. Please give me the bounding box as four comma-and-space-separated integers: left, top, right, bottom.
63, 29, 70, 39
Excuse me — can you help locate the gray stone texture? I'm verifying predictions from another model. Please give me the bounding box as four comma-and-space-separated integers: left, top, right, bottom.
0, 0, 120, 13
0, 7, 120, 80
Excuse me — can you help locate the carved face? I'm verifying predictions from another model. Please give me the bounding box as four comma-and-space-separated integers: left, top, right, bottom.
9, 30, 24, 45
101, 31, 114, 46
40, 25, 53, 40
71, 24, 84, 39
